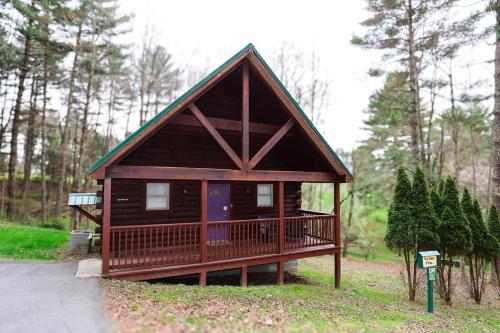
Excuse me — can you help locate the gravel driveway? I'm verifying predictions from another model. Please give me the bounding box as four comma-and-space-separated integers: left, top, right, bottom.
0, 260, 114, 333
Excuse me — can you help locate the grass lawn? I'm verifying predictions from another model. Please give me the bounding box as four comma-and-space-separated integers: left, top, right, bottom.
104, 256, 500, 332
0, 223, 69, 260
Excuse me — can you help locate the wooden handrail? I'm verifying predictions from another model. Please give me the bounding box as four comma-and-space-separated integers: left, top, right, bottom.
286, 214, 334, 220
298, 209, 333, 216
207, 217, 279, 224
110, 222, 201, 230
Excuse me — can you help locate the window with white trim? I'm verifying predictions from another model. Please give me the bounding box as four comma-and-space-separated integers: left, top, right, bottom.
146, 183, 170, 210
257, 184, 273, 207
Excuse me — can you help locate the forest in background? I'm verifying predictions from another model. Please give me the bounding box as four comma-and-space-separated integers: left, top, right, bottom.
0, 0, 498, 263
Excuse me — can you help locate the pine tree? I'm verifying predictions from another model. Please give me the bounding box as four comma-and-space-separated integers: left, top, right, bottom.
488, 205, 500, 293
437, 177, 472, 305
468, 199, 499, 303
385, 166, 418, 300
430, 179, 445, 218
461, 186, 476, 299
411, 166, 439, 250
461, 187, 474, 225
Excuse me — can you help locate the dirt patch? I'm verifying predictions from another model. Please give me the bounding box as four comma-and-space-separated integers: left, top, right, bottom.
307, 255, 401, 276
104, 273, 303, 333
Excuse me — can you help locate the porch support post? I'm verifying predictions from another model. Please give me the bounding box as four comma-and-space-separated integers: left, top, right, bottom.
277, 261, 284, 285
278, 181, 285, 254
240, 265, 248, 287
201, 180, 208, 264
102, 177, 111, 276
334, 182, 341, 288
242, 62, 249, 168
199, 271, 207, 286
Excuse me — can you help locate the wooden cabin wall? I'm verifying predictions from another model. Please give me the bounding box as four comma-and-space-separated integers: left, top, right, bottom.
119, 124, 290, 170
110, 179, 200, 226
231, 182, 301, 219
119, 124, 332, 172
109, 179, 301, 226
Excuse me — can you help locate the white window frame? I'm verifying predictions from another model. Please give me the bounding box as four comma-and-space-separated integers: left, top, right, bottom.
257, 184, 274, 207
146, 183, 170, 211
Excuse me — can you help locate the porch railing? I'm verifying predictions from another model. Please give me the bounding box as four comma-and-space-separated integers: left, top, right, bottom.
109, 222, 201, 270
108, 212, 335, 271
207, 218, 279, 260
284, 215, 335, 251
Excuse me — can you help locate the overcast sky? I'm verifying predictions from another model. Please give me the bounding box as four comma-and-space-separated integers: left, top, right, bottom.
117, 0, 493, 151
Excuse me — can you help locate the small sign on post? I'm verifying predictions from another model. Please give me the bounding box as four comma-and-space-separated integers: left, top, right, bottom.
417, 250, 440, 313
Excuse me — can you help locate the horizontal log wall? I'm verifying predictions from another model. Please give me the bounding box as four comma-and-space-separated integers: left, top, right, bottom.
109, 179, 301, 227
231, 181, 301, 220
110, 179, 200, 226
120, 125, 288, 170
119, 123, 332, 172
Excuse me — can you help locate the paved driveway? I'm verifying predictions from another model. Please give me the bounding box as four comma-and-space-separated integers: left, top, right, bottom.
0, 260, 114, 333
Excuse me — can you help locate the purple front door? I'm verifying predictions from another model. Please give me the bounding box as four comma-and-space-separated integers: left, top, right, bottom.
207, 183, 230, 242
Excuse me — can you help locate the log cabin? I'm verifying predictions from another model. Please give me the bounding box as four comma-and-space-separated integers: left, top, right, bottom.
69, 43, 353, 286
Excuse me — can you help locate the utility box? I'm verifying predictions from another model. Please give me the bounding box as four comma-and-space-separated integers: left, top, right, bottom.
68, 230, 92, 254
417, 250, 440, 269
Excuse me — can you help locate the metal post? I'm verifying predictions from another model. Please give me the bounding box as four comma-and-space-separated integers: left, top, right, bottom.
427, 268, 434, 313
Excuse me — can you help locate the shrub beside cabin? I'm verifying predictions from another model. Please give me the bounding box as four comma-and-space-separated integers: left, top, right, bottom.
69, 44, 352, 286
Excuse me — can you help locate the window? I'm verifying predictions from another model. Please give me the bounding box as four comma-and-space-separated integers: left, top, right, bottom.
257, 184, 273, 207
146, 183, 170, 210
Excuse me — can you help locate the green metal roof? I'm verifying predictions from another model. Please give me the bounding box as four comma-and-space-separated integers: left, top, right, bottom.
87, 43, 352, 180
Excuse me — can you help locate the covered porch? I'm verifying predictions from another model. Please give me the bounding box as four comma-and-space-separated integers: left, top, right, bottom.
99, 167, 341, 286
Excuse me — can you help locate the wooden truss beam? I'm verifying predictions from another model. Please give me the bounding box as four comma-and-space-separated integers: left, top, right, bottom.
107, 165, 339, 182
242, 62, 250, 168
248, 119, 294, 170
169, 114, 292, 136
189, 103, 244, 170
70, 206, 100, 225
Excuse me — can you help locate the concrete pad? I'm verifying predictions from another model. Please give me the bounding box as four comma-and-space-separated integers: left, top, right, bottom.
75, 258, 102, 278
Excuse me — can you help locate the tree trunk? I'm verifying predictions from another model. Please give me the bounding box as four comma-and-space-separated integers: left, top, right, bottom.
449, 70, 460, 179
492, 256, 500, 295
22, 73, 39, 199
470, 130, 478, 196
104, 79, 115, 152
426, 64, 438, 172
7, 14, 33, 217
406, 0, 424, 167
438, 122, 445, 178
318, 183, 323, 212
342, 150, 357, 257
342, 189, 355, 258
55, 21, 82, 221
40, 48, 48, 223
71, 36, 97, 230
492, 0, 500, 217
